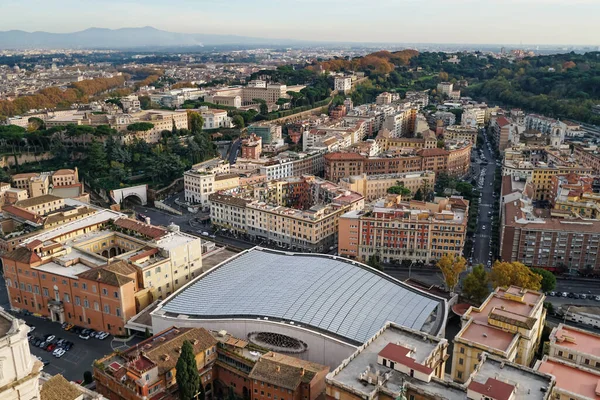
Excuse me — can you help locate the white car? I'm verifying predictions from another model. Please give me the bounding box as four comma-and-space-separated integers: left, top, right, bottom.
54, 348, 66, 358
46, 335, 55, 342
96, 332, 109, 340
79, 334, 90, 340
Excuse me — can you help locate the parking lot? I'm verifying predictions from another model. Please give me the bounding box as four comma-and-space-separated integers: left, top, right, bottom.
18, 312, 142, 381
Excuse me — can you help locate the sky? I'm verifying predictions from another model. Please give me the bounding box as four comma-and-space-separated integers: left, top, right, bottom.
2, 0, 599, 45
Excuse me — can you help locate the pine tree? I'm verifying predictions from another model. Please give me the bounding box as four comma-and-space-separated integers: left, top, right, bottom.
176, 340, 200, 400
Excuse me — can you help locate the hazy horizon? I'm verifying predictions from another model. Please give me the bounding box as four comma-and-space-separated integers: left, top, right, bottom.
2, 0, 600, 46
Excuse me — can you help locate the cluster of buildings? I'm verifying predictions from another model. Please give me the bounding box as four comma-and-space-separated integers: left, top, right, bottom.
203, 79, 305, 109
1, 192, 203, 335
0, 63, 119, 100
209, 175, 364, 252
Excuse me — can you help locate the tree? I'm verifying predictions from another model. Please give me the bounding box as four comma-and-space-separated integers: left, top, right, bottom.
127, 122, 154, 132
462, 265, 490, 304
86, 140, 107, 174
367, 253, 382, 271
532, 268, 557, 292
176, 340, 200, 400
489, 261, 542, 291
189, 112, 204, 135
413, 188, 424, 201
387, 185, 411, 196
436, 254, 467, 293
232, 115, 245, 129
83, 371, 93, 385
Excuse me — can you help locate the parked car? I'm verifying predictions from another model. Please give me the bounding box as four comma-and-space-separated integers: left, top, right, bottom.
63, 323, 74, 331
549, 291, 556, 297
562, 292, 568, 297
38, 341, 47, 348
45, 334, 56, 342
79, 334, 90, 340
63, 341, 73, 351
28, 326, 36, 334
46, 344, 57, 352
97, 332, 109, 340
42, 359, 50, 366
595, 295, 600, 301
581, 294, 588, 300
54, 348, 66, 358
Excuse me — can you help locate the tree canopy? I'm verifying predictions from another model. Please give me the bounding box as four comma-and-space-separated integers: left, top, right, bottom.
489, 261, 542, 291
436, 254, 467, 293
127, 122, 154, 132
462, 265, 490, 304
531, 268, 557, 292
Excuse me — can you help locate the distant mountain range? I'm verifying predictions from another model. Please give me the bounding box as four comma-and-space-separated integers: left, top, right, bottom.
0, 26, 301, 49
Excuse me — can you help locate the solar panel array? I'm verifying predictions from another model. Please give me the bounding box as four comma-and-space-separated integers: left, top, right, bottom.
162, 249, 442, 343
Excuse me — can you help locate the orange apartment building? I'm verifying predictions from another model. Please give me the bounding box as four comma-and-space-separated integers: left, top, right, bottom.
324, 143, 471, 182
94, 326, 329, 400
2, 242, 137, 335
241, 134, 262, 160
338, 195, 469, 263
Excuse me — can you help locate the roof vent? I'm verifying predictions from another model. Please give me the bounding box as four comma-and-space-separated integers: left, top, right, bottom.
192, 339, 199, 345
483, 333, 488, 338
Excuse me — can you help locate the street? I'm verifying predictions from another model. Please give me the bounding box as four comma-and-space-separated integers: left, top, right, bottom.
471, 135, 497, 267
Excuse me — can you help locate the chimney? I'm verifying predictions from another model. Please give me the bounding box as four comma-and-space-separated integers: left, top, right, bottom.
301, 368, 305, 376
276, 366, 280, 372
97, 271, 102, 280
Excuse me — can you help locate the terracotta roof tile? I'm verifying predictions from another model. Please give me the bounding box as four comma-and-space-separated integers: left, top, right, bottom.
76, 267, 134, 287
3, 247, 42, 263
40, 374, 82, 400
114, 218, 168, 239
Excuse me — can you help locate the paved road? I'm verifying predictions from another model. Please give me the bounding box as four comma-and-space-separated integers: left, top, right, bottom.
472, 136, 497, 267
228, 138, 242, 165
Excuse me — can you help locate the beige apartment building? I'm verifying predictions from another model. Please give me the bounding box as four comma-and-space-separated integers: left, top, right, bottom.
209, 176, 364, 252
444, 125, 478, 146
452, 286, 546, 383
338, 195, 469, 263
183, 158, 232, 208
339, 171, 435, 201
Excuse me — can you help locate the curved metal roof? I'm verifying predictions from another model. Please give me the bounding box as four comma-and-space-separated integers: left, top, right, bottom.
160, 248, 445, 344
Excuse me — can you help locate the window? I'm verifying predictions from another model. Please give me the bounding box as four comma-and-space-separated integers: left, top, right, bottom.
102, 288, 108, 296
82, 283, 87, 290
43, 287, 49, 297
62, 279, 67, 285
104, 304, 110, 314
457, 371, 463, 379
114, 291, 119, 298
84, 299, 89, 308
73, 282, 78, 288
75, 296, 81, 306
460, 347, 465, 354
94, 301, 99, 311
116, 308, 121, 317
459, 358, 464, 365
64, 293, 70, 303
558, 350, 563, 356
568, 354, 574, 360
41, 274, 46, 280
92, 285, 97, 293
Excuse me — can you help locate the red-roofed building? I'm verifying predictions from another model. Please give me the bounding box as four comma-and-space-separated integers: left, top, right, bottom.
467, 377, 516, 400
491, 115, 515, 152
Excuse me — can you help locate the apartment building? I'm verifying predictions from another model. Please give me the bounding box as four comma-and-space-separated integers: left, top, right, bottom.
183, 158, 233, 208
530, 165, 593, 201
490, 115, 516, 152
573, 144, 600, 174
326, 321, 553, 400
375, 129, 437, 151
437, 82, 454, 97
259, 151, 325, 181
549, 173, 600, 218
2, 212, 203, 334
461, 107, 486, 128
501, 197, 600, 272
7, 169, 83, 204
534, 324, 600, 400
242, 83, 288, 105
444, 125, 478, 146
209, 176, 364, 252
376, 92, 399, 105
324, 142, 472, 182
334, 76, 352, 93
383, 106, 417, 138
339, 171, 435, 201
94, 327, 218, 400
452, 286, 546, 383
121, 95, 141, 112
338, 195, 468, 263
241, 134, 262, 160
0, 309, 42, 400
118, 110, 189, 144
